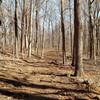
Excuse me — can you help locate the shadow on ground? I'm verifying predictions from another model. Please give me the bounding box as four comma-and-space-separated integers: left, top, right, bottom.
0, 88, 57, 100
0, 76, 99, 100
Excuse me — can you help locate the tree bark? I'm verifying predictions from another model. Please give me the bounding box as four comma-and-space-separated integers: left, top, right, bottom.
20, 0, 26, 54
61, 0, 66, 65
15, 0, 18, 58
28, 0, 33, 58
74, 0, 84, 76
88, 0, 95, 59
69, 0, 73, 56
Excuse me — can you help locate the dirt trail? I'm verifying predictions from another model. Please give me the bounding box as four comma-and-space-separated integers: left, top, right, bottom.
0, 51, 100, 100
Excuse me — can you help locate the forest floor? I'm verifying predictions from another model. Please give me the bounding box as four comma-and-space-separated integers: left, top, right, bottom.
0, 47, 100, 100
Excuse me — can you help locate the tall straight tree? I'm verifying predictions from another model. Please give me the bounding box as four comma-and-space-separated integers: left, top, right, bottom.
88, 0, 96, 60
73, 0, 84, 76
24, 7, 28, 50
69, 0, 73, 56
20, 0, 26, 54
41, 0, 47, 58
28, 0, 33, 58
0, 0, 2, 26
61, 0, 66, 65
95, 1, 100, 56
15, 0, 18, 58
34, 0, 40, 54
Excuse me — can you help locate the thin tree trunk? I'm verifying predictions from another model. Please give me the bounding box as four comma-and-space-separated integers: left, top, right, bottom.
34, 1, 39, 54
41, 0, 47, 58
20, 0, 26, 54
15, 0, 18, 58
69, 0, 73, 56
51, 21, 54, 48
25, 9, 28, 50
61, 0, 66, 65
28, 0, 33, 58
58, 21, 61, 52
0, 0, 2, 26
41, 20, 45, 58
88, 0, 95, 59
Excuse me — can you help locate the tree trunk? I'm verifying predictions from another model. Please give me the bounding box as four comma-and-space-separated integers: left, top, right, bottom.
20, 0, 26, 54
69, 0, 73, 56
34, 1, 39, 54
14, 0, 18, 58
74, 0, 84, 76
41, 0, 47, 58
25, 8, 28, 50
28, 0, 33, 58
57, 21, 61, 52
0, 0, 2, 26
61, 0, 66, 65
51, 21, 54, 48
88, 0, 95, 59
41, 19, 45, 58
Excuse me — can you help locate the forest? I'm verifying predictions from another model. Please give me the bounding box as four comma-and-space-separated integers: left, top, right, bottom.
0, 0, 100, 99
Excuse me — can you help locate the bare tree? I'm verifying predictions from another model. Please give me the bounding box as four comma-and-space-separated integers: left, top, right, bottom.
61, 0, 66, 65
41, 0, 48, 58
14, 0, 18, 58
73, 0, 84, 76
20, 0, 26, 54
69, 0, 73, 56
88, 0, 94, 59
28, 0, 33, 58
